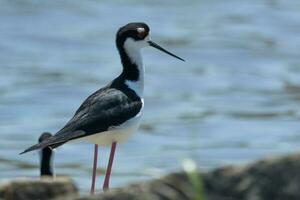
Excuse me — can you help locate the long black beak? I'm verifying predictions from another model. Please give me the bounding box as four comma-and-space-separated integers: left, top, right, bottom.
148, 41, 185, 62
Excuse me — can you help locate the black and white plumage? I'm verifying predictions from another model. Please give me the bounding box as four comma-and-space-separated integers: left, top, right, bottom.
21, 22, 184, 192
25, 79, 143, 151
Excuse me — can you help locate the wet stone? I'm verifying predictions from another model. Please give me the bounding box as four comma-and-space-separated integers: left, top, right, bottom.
0, 177, 78, 200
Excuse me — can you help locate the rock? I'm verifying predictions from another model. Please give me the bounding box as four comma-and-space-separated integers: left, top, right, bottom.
203, 153, 300, 200
0, 177, 78, 200
76, 172, 199, 200
2, 153, 300, 200
77, 153, 300, 200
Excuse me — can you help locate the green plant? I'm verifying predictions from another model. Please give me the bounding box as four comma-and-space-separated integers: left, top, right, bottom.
182, 159, 205, 200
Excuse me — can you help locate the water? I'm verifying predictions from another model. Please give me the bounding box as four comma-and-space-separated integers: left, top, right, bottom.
1, 0, 300, 193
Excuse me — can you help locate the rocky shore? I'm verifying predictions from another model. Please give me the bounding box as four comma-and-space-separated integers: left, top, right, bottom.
2, 153, 300, 200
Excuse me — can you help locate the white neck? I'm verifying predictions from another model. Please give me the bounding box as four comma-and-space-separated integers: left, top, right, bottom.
123, 38, 145, 98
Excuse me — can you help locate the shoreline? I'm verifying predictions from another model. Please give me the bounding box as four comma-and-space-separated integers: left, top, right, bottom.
2, 152, 300, 200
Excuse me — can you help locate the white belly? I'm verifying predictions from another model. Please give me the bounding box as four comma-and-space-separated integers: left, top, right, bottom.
80, 112, 142, 146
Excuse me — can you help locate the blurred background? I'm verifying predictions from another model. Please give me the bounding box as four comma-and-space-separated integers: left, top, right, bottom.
1, 0, 300, 193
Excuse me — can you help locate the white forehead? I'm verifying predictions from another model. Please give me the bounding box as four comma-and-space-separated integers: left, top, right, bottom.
137, 27, 145, 33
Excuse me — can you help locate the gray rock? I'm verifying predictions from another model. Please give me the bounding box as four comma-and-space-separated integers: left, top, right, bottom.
0, 177, 78, 200
3, 153, 300, 200
76, 172, 199, 200
203, 153, 300, 200
78, 153, 300, 200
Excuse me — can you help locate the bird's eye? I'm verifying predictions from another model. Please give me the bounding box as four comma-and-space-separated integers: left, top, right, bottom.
137, 27, 146, 38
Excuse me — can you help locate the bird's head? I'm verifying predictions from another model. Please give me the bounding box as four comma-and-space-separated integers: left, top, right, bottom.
116, 22, 184, 61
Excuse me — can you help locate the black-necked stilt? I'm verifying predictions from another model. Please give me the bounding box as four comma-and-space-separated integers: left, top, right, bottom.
39, 132, 54, 177
21, 22, 184, 194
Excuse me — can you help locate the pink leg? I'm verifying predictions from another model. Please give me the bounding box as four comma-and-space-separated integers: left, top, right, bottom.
103, 142, 117, 191
90, 144, 98, 195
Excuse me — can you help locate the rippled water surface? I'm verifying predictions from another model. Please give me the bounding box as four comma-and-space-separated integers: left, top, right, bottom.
1, 0, 300, 193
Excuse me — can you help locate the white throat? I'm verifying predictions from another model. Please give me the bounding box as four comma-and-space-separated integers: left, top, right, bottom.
123, 38, 145, 98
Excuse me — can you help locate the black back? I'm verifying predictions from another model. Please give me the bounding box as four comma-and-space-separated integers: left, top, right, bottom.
57, 76, 142, 139
21, 78, 143, 154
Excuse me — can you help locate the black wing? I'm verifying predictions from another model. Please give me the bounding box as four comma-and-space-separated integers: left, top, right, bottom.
58, 87, 142, 136
20, 86, 142, 154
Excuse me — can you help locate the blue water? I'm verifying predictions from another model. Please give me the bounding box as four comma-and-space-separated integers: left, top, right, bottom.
1, 0, 300, 193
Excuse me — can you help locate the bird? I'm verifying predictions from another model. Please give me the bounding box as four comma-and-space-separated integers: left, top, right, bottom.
38, 132, 54, 177
21, 22, 184, 194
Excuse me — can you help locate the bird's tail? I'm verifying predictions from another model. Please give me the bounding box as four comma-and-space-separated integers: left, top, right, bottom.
20, 130, 85, 155
20, 136, 65, 155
